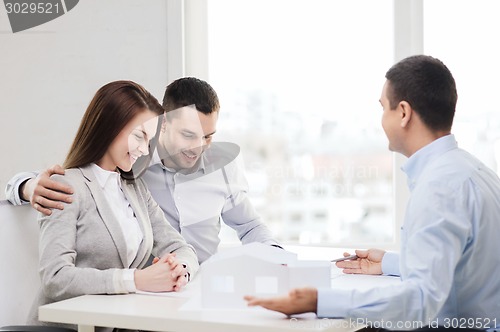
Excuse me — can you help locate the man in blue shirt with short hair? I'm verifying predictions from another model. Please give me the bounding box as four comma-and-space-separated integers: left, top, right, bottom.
245, 55, 500, 332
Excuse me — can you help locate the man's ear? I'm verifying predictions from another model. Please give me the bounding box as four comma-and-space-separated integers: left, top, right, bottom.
161, 117, 168, 133
399, 101, 413, 128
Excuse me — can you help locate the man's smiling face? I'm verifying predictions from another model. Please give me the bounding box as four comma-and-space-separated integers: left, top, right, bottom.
158, 106, 218, 171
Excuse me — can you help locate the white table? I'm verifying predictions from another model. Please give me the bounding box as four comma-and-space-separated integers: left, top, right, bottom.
39, 292, 363, 332
39, 267, 400, 332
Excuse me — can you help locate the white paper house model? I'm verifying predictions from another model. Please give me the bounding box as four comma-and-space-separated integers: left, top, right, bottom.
200, 242, 330, 308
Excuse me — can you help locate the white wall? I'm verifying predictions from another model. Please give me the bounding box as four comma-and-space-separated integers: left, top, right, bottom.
0, 1, 170, 199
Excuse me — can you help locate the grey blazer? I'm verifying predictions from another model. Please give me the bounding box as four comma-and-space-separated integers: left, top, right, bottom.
27, 167, 199, 329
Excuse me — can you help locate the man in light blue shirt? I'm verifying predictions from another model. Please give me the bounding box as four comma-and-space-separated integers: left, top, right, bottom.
5, 77, 280, 264
245, 55, 500, 331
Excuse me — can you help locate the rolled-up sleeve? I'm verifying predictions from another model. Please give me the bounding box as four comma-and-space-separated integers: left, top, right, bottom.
5, 171, 38, 205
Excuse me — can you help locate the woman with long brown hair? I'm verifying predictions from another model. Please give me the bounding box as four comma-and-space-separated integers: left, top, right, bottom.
27, 81, 198, 330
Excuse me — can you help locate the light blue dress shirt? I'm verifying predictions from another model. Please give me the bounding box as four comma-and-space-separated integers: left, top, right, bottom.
318, 135, 500, 331
142, 142, 278, 263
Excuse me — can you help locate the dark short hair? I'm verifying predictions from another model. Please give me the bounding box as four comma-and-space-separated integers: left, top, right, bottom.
385, 55, 457, 131
64, 80, 164, 179
162, 77, 220, 117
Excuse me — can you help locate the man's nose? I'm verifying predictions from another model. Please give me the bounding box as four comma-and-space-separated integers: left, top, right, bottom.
138, 140, 149, 155
189, 136, 208, 148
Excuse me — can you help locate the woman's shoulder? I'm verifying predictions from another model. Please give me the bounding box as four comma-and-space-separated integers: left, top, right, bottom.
50, 168, 85, 183
49, 168, 91, 197
47, 168, 90, 210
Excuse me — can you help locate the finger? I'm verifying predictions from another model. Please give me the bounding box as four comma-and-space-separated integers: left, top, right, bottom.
34, 195, 66, 210
162, 252, 176, 260
244, 296, 262, 307
152, 257, 160, 264
174, 275, 187, 291
39, 188, 73, 204
39, 179, 74, 198
341, 267, 364, 274
336, 259, 360, 269
48, 164, 66, 176
244, 296, 276, 309
177, 274, 187, 286
355, 249, 369, 258
165, 254, 177, 265
171, 264, 185, 278
157, 253, 174, 264
33, 203, 52, 216
248, 298, 276, 310
166, 259, 180, 270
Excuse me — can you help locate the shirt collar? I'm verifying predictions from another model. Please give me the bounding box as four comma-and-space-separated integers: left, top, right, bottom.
151, 148, 206, 174
88, 163, 120, 189
401, 134, 458, 190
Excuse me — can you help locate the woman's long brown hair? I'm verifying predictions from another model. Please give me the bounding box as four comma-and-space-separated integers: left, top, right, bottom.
64, 80, 164, 179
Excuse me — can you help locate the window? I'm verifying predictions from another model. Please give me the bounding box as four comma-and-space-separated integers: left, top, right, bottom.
424, 0, 500, 175
207, 0, 395, 247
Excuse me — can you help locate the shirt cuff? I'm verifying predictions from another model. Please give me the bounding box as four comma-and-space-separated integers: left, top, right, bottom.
381, 251, 400, 276
5, 175, 33, 205
317, 287, 352, 318
122, 269, 137, 293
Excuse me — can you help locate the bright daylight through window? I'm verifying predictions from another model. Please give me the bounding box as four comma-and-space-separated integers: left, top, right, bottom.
424, 0, 500, 178
207, 0, 395, 247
